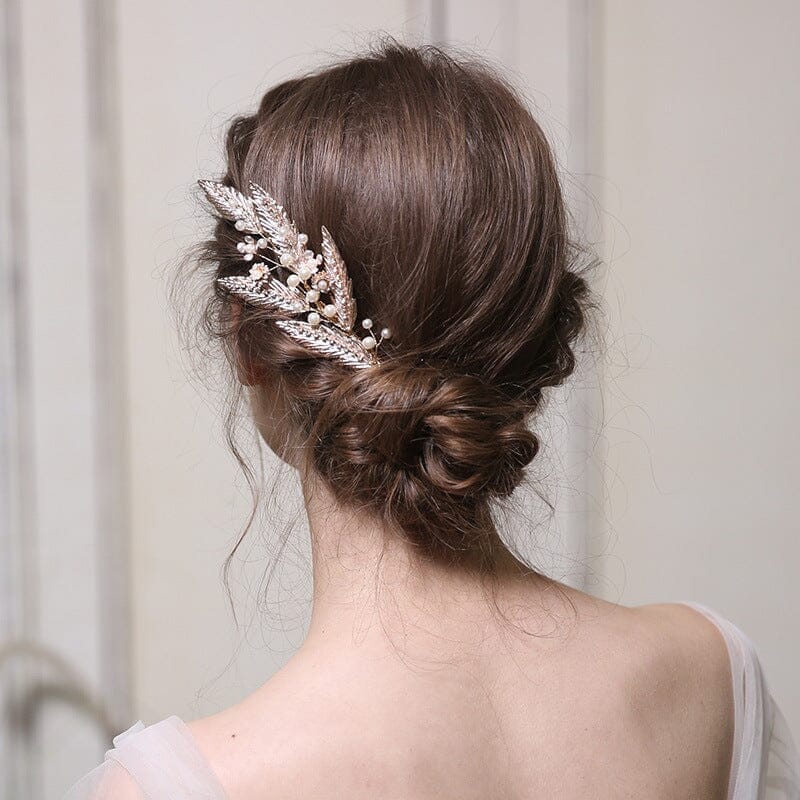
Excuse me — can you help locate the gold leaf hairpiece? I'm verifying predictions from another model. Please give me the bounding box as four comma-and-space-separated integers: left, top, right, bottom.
198, 179, 391, 369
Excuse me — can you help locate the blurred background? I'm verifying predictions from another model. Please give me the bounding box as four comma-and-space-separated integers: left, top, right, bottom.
1, 0, 798, 796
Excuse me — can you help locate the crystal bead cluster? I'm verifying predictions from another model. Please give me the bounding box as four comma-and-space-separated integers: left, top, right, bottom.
199, 179, 392, 369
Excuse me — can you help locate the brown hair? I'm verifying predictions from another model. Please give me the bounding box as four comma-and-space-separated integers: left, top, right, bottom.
196, 41, 595, 571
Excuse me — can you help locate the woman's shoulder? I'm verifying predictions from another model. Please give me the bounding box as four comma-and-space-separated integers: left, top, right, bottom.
641, 600, 800, 793
613, 599, 735, 694
629, 599, 761, 682
621, 599, 738, 657
622, 600, 738, 706
572, 596, 736, 691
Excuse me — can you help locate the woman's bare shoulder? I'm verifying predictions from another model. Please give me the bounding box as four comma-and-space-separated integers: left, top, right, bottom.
562, 592, 733, 677
185, 663, 351, 799
609, 600, 734, 700
632, 600, 733, 671
627, 602, 734, 768
580, 599, 734, 797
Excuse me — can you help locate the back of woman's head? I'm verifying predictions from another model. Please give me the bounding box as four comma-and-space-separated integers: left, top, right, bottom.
199, 41, 594, 569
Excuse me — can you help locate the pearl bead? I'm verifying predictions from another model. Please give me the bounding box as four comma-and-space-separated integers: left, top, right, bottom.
298, 233, 308, 245
256, 237, 268, 249
234, 220, 246, 231
291, 300, 304, 312
307, 311, 321, 326
315, 254, 323, 264
236, 242, 245, 252
323, 304, 337, 318
243, 253, 254, 261
361, 336, 376, 350
305, 289, 320, 303
280, 253, 294, 266
361, 318, 373, 330
298, 266, 312, 281
316, 279, 329, 292
286, 274, 301, 288
380, 327, 391, 339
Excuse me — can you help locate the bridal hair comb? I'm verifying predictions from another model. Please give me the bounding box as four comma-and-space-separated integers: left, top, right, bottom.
198, 179, 392, 369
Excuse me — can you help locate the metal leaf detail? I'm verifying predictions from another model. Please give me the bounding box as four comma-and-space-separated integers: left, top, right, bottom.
248, 181, 301, 264
320, 226, 356, 331
217, 276, 306, 314
198, 180, 259, 233
274, 320, 374, 369
261, 278, 308, 313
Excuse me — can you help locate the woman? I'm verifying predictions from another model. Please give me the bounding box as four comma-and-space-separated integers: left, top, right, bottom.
65, 42, 799, 799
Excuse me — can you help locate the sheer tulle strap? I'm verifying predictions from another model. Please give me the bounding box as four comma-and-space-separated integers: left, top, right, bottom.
681, 602, 800, 800
62, 717, 228, 799
106, 716, 226, 798
113, 720, 147, 746
768, 705, 800, 797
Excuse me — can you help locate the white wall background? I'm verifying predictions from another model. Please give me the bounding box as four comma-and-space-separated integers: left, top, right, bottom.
2, 1, 798, 796
594, 0, 800, 750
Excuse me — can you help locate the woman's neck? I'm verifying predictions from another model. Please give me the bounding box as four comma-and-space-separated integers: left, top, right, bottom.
299, 470, 575, 662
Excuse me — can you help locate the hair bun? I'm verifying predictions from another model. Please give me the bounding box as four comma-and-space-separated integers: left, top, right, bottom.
310, 363, 538, 553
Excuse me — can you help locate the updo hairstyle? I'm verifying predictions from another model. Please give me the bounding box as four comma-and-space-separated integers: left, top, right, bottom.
199, 42, 594, 569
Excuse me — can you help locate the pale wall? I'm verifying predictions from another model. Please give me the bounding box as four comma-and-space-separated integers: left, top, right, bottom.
595, 0, 800, 730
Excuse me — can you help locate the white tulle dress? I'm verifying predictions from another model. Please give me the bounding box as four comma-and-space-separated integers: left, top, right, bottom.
63, 602, 800, 799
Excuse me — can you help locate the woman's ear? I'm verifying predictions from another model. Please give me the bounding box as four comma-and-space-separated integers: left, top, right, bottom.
230, 302, 263, 386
